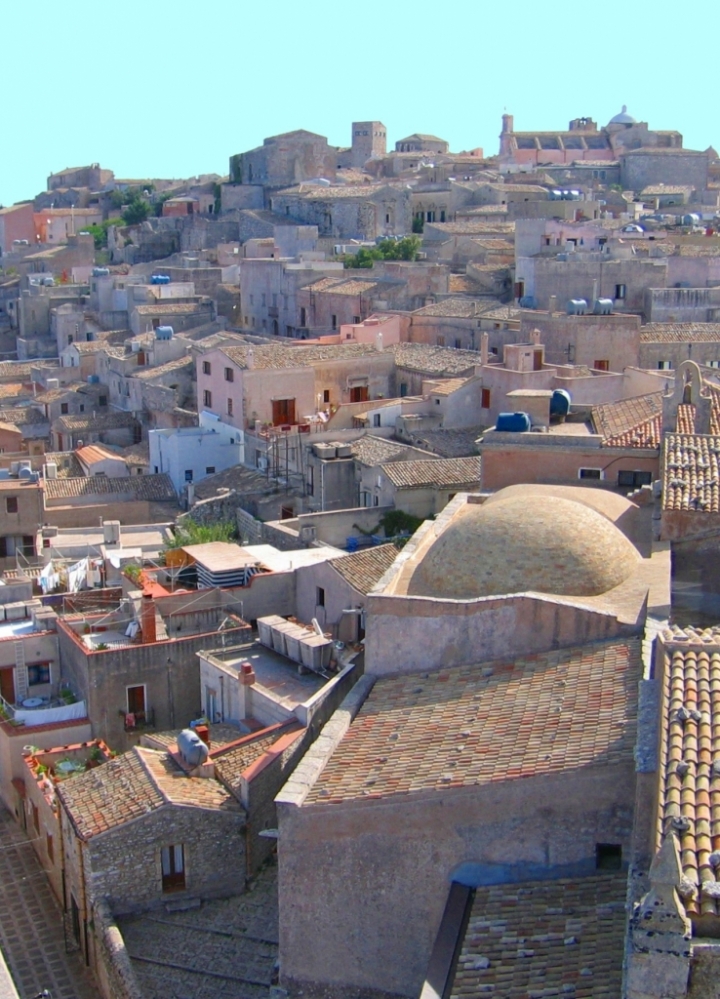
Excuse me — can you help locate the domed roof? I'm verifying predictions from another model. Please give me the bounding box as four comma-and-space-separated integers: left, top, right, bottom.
609, 105, 637, 126
406, 492, 640, 600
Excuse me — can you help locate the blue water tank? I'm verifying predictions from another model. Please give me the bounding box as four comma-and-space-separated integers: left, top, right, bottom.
177, 728, 209, 767
495, 412, 531, 433
155, 326, 174, 340
151, 274, 171, 285
550, 389, 571, 417
92, 267, 110, 277
519, 295, 536, 309
87, 375, 100, 384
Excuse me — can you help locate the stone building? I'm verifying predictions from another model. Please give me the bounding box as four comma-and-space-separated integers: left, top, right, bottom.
395, 133, 450, 154
269, 183, 412, 240
349, 121, 387, 168
229, 130, 337, 188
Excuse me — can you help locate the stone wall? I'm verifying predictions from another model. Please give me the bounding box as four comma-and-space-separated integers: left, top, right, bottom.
91, 897, 144, 999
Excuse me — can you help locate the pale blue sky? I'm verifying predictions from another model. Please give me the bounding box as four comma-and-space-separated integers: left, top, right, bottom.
2, 0, 717, 206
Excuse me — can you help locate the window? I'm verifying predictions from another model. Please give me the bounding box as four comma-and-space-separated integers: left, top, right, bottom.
261, 294, 266, 307
373, 414, 381, 427
614, 284, 626, 300
79, 404, 85, 413
205, 466, 216, 475
373, 495, 379, 506
224, 367, 234, 382
203, 390, 212, 408
323, 389, 330, 404
618, 470, 653, 489
454, 338, 462, 349
658, 360, 672, 370
184, 470, 193, 483
437, 335, 445, 346
593, 359, 609, 371
127, 684, 146, 715
99, 395, 107, 406
579, 468, 603, 480
5, 497, 17, 514
227, 397, 233, 416
28, 663, 50, 686
272, 398, 296, 425
202, 361, 211, 375
708, 360, 720, 369
596, 843, 622, 871
60, 402, 69, 415
435, 398, 441, 405
316, 587, 325, 607
308, 465, 314, 496
331, 314, 337, 330
353, 316, 361, 325
400, 383, 408, 397
161, 844, 186, 892
481, 388, 491, 409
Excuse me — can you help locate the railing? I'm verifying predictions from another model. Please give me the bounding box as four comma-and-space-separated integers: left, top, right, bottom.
122, 707, 156, 733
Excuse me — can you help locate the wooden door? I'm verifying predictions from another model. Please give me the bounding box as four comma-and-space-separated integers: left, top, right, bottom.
350, 386, 369, 403
0, 667, 15, 705
272, 398, 296, 425
127, 684, 146, 715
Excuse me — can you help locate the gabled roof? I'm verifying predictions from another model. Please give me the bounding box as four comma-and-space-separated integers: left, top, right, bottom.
349, 434, 434, 467
57, 747, 240, 840
220, 341, 381, 371
450, 873, 627, 999
43, 473, 176, 503
306, 638, 641, 805
640, 323, 720, 343
380, 456, 480, 490
591, 392, 663, 448
406, 426, 484, 458
330, 543, 399, 595
658, 633, 720, 918
53, 410, 138, 432
663, 433, 720, 512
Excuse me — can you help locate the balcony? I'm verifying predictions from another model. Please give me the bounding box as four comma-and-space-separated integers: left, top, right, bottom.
121, 707, 156, 733
0, 691, 88, 728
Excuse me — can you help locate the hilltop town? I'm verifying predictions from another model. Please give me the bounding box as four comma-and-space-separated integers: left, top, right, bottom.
0, 110, 719, 999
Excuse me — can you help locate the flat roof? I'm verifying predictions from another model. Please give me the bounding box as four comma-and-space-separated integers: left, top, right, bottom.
202, 641, 327, 710
241, 544, 342, 572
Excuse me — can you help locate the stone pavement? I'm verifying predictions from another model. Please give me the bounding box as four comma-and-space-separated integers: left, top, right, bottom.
0, 807, 100, 999
118, 860, 279, 999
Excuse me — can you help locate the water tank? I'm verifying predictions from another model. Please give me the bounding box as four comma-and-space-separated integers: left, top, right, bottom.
46, 378, 60, 390
177, 728, 209, 768
19, 467, 33, 480
519, 295, 536, 309
151, 274, 171, 285
495, 412, 531, 433
550, 389, 572, 417
567, 299, 588, 315
44, 463, 58, 479
593, 298, 613, 315
681, 214, 700, 226
87, 374, 100, 383
92, 267, 110, 277
155, 325, 174, 340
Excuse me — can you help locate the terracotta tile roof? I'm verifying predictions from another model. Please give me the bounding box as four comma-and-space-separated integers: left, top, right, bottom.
213, 729, 291, 792
663, 433, 720, 512
448, 275, 484, 295
0, 406, 46, 427
43, 473, 176, 503
58, 747, 239, 840
330, 543, 399, 594
302, 276, 383, 296
425, 220, 516, 235
134, 302, 210, 315
192, 463, 275, 501
413, 297, 498, 318
221, 341, 380, 371
428, 377, 471, 396
144, 723, 247, 752
43, 451, 84, 477
118, 440, 150, 466
407, 426, 483, 458
0, 383, 31, 400
592, 393, 663, 448
350, 434, 435, 467
0, 362, 35, 380
391, 343, 481, 375
450, 873, 627, 999
658, 636, 720, 919
640, 323, 720, 343
306, 638, 640, 804
76, 444, 123, 466
380, 456, 480, 489
53, 410, 138, 432
133, 356, 193, 380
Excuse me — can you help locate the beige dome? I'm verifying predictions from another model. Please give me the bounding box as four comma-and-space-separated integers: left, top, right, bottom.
406, 493, 640, 600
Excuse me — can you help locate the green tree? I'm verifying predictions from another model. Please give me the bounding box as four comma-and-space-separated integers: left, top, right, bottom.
163, 519, 238, 552
122, 198, 150, 226
343, 235, 422, 269
86, 217, 123, 249
412, 215, 424, 234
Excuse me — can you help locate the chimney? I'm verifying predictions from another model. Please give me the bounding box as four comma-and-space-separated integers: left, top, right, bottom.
195, 723, 210, 747
530, 328, 541, 345
548, 294, 557, 314
480, 332, 489, 366
141, 592, 157, 644
375, 331, 384, 352
591, 278, 598, 303
239, 660, 256, 686
246, 348, 254, 369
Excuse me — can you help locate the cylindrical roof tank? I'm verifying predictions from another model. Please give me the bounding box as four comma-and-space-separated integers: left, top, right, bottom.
177, 728, 209, 767
550, 389, 572, 417
495, 412, 531, 433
